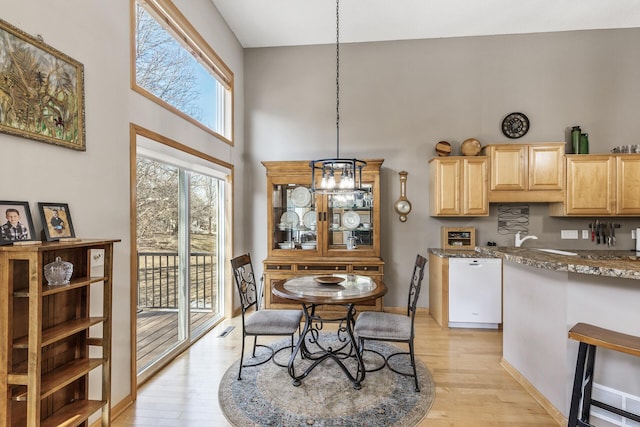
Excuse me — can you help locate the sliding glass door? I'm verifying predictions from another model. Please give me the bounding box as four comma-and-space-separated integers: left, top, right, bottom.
135, 140, 226, 381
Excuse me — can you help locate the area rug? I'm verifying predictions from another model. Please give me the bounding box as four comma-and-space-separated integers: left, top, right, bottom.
219, 334, 435, 426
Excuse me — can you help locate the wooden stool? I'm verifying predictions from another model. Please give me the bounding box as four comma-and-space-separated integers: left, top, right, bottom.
568, 323, 640, 427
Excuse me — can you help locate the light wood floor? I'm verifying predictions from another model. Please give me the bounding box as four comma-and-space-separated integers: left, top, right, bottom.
112, 314, 559, 426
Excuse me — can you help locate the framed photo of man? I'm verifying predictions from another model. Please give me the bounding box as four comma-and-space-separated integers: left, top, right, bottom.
0, 201, 37, 245
38, 202, 75, 241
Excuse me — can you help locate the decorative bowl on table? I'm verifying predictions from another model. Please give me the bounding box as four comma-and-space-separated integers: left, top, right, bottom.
314, 276, 345, 285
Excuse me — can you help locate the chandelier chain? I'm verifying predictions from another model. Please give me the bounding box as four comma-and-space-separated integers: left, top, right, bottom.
335, 0, 340, 158
309, 0, 366, 195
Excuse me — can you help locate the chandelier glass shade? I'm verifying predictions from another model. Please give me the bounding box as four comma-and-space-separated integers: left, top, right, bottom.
310, 158, 367, 194
309, 0, 367, 194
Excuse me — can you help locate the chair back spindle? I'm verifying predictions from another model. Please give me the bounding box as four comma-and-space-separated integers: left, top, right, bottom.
407, 254, 427, 320
231, 254, 258, 313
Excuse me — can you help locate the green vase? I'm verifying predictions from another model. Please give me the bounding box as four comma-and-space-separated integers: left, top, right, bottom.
571, 126, 581, 154
579, 133, 589, 154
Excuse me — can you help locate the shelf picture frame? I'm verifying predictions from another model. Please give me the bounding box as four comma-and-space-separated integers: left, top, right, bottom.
0, 200, 37, 245
0, 18, 85, 151
38, 202, 75, 241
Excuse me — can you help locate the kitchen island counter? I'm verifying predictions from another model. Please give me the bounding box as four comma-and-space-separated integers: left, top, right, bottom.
474, 246, 640, 280
469, 246, 640, 425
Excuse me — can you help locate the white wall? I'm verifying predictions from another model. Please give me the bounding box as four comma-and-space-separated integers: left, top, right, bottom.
1, 0, 244, 408
244, 28, 640, 308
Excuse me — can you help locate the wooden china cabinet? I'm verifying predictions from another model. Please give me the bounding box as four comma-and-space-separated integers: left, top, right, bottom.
261, 159, 385, 312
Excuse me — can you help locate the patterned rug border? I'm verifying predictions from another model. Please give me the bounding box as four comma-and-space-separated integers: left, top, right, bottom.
219, 335, 435, 426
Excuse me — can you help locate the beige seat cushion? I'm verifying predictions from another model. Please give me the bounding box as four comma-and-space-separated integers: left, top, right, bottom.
354, 312, 411, 341
245, 309, 301, 335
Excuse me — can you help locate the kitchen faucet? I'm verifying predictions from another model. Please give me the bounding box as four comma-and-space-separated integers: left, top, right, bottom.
515, 231, 538, 247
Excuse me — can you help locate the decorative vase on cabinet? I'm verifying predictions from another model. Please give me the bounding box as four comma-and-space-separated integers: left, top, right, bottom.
261, 160, 385, 312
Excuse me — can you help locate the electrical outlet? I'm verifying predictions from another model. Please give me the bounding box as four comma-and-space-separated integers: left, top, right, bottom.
91, 249, 105, 267
561, 230, 579, 239
582, 230, 589, 239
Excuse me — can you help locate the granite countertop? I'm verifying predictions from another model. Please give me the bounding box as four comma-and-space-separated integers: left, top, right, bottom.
428, 247, 640, 280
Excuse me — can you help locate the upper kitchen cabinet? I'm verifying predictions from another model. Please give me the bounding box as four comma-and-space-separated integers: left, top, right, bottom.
482, 143, 565, 203
617, 155, 640, 214
549, 154, 640, 216
429, 156, 488, 216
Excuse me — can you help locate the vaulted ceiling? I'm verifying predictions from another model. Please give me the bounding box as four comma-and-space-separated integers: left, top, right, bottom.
211, 0, 640, 48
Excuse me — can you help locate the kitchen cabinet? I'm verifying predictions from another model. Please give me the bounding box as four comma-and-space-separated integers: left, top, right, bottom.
262, 160, 384, 311
0, 239, 117, 426
428, 252, 502, 329
616, 155, 640, 214
428, 253, 449, 328
549, 154, 640, 216
483, 143, 565, 202
429, 156, 488, 216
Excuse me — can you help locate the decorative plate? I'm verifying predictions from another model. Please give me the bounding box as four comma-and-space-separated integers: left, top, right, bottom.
342, 211, 360, 229
501, 112, 530, 139
303, 210, 317, 228
291, 186, 312, 207
314, 276, 345, 285
280, 211, 299, 228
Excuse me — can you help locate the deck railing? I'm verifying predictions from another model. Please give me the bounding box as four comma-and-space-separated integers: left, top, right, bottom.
137, 252, 216, 310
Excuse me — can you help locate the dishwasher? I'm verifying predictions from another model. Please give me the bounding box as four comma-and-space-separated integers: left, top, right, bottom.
448, 258, 502, 328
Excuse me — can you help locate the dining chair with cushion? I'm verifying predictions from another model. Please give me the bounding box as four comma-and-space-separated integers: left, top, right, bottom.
354, 254, 427, 391
231, 253, 302, 380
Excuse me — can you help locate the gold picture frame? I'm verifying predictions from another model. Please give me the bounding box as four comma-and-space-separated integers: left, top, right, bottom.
0, 19, 85, 150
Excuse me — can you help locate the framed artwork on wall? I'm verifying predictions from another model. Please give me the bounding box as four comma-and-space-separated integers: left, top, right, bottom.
38, 202, 75, 241
0, 201, 37, 245
0, 18, 85, 150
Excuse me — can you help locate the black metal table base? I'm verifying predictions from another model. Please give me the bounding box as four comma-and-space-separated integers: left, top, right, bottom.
287, 303, 365, 389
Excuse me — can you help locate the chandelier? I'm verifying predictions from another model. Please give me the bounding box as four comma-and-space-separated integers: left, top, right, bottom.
310, 0, 367, 194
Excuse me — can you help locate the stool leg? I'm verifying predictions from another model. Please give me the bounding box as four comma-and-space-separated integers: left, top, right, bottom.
568, 342, 589, 427
580, 344, 597, 424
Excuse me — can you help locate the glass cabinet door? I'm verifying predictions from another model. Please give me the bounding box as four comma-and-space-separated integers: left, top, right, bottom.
272, 183, 318, 252
327, 184, 373, 252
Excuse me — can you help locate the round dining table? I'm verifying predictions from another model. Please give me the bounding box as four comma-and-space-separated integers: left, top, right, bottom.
272, 274, 388, 389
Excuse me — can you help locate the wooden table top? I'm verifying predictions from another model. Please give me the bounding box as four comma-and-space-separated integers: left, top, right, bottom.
272, 274, 387, 305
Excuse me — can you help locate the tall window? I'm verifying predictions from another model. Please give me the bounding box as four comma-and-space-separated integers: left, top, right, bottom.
133, 0, 233, 143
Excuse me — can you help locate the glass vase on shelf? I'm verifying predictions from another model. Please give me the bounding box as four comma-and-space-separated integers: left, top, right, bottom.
44, 257, 73, 286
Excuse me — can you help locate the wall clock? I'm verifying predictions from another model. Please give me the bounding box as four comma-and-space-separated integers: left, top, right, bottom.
501, 112, 530, 139
394, 171, 412, 222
